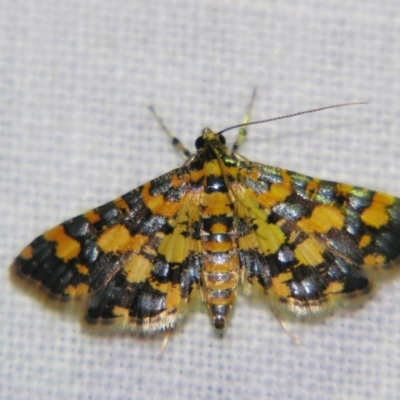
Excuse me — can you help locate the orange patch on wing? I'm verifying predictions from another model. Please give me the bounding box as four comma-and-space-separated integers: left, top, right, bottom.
165, 284, 181, 310
115, 197, 130, 213
305, 179, 321, 197
112, 305, 130, 318
255, 222, 286, 255
64, 282, 89, 296
238, 234, 255, 251
158, 222, 190, 263
256, 183, 291, 208
361, 192, 393, 229
324, 281, 344, 294
84, 209, 100, 223
297, 205, 345, 234
271, 272, 293, 298
44, 225, 81, 261
77, 264, 90, 275
20, 245, 33, 260
294, 237, 324, 267
141, 183, 185, 218
359, 234, 372, 248
124, 254, 153, 283
364, 253, 387, 266
97, 224, 132, 253
337, 183, 353, 197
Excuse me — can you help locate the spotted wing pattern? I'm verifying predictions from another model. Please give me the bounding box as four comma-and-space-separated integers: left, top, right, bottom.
15, 168, 206, 333
14, 127, 400, 333
235, 162, 400, 316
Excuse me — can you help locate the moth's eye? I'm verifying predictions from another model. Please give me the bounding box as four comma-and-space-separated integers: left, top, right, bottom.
195, 136, 205, 150
219, 135, 226, 145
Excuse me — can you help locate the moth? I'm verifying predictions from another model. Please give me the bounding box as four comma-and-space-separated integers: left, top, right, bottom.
14, 96, 400, 333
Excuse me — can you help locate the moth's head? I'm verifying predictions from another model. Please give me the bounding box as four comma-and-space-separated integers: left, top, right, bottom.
194, 127, 227, 151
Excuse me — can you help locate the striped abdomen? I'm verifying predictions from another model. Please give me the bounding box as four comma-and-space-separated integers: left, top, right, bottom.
200, 190, 239, 330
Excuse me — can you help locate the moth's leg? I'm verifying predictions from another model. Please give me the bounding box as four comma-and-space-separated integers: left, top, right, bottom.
158, 329, 173, 358
148, 105, 191, 158
271, 308, 300, 345
231, 87, 257, 154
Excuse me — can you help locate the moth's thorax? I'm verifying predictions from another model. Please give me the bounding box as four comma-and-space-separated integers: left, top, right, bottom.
190, 129, 240, 184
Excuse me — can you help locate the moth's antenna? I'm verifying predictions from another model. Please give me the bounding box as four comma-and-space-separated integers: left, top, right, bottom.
217, 102, 368, 136
148, 105, 192, 158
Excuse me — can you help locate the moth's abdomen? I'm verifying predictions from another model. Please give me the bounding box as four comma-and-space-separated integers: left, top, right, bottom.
196, 158, 241, 329
200, 213, 239, 330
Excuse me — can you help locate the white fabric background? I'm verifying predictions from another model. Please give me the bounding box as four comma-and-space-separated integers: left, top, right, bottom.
1, 1, 400, 399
